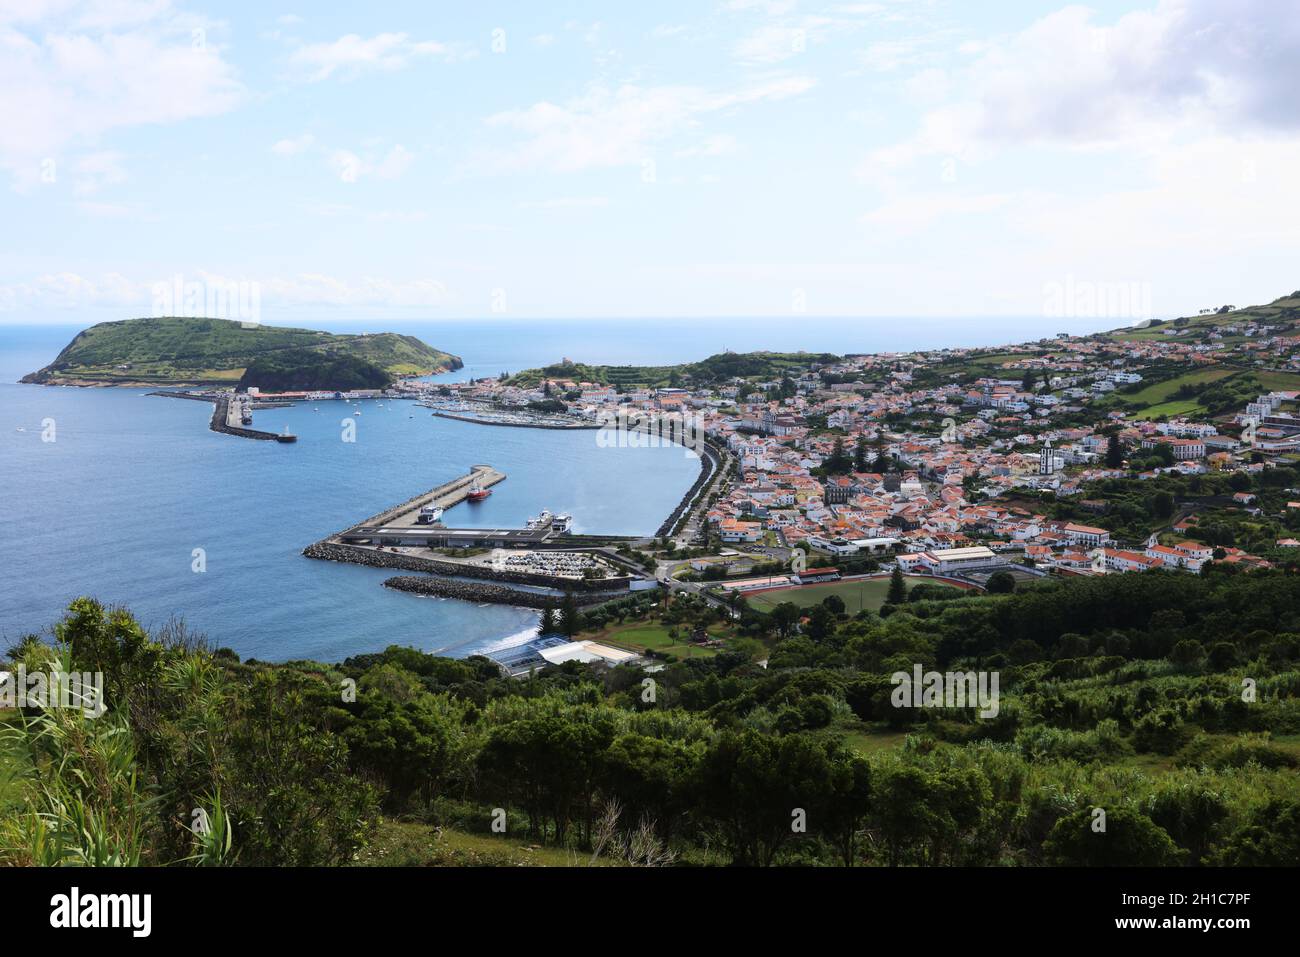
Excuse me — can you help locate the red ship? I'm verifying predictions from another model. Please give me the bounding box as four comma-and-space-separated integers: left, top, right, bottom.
466, 482, 491, 502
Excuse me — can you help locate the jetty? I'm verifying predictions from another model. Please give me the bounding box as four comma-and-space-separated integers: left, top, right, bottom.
150, 390, 297, 443
348, 465, 507, 530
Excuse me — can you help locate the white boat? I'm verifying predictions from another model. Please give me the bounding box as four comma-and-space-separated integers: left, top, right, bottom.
417, 505, 445, 525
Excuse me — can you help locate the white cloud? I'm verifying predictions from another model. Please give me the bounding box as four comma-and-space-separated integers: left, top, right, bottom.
287, 32, 462, 81
880, 0, 1300, 164
675, 134, 739, 158
72, 149, 127, 195
733, 25, 808, 64
861, 191, 1008, 232
520, 196, 610, 210
0, 7, 242, 188
0, 270, 449, 312
271, 133, 314, 155
482, 76, 814, 173
329, 144, 414, 182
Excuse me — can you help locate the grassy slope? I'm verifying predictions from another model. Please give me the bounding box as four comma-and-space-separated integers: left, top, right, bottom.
354, 820, 618, 866
1110, 291, 1300, 343
589, 620, 731, 659
507, 351, 839, 389
23, 317, 461, 386
745, 575, 935, 615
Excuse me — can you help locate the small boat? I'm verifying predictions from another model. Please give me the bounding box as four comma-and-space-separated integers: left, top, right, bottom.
466, 482, 491, 502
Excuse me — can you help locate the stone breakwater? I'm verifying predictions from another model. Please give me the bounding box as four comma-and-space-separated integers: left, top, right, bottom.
209, 397, 287, 441
383, 575, 614, 608
428, 411, 598, 430
655, 439, 722, 538
302, 541, 631, 592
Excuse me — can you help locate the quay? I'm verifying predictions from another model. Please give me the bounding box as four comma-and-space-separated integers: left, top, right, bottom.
150, 390, 297, 443
347, 464, 506, 530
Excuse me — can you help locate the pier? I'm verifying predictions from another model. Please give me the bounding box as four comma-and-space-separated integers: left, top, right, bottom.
303, 463, 653, 604
347, 464, 506, 530
150, 391, 297, 443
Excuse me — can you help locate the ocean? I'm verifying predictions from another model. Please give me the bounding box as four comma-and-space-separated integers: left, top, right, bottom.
0, 315, 1117, 661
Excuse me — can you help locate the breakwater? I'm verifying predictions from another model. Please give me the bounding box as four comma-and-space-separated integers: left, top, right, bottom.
383, 575, 614, 608
655, 439, 723, 538
210, 397, 295, 441
340, 464, 505, 530
303, 541, 631, 592
428, 410, 599, 430
149, 391, 295, 442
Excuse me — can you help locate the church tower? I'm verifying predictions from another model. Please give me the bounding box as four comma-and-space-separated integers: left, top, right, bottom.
1039, 439, 1055, 475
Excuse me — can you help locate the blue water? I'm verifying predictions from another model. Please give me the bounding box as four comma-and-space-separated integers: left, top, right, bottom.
0, 315, 1118, 661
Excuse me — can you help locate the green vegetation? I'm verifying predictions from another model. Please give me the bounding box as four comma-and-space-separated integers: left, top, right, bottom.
4, 552, 1299, 868
1109, 291, 1300, 344
237, 348, 391, 392
22, 317, 461, 387
1099, 367, 1237, 418
1052, 459, 1300, 553
506, 351, 839, 389
746, 575, 938, 615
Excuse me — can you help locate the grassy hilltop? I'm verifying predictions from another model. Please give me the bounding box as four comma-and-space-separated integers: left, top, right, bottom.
506, 351, 840, 389
21, 317, 462, 388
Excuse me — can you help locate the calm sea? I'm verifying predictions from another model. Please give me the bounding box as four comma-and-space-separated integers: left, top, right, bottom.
0, 315, 1116, 661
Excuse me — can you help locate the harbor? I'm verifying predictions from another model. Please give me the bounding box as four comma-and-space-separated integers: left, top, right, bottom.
303, 464, 649, 604
150, 390, 297, 443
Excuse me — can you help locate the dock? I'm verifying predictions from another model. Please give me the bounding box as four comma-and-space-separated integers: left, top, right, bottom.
344, 465, 506, 531
149, 391, 297, 442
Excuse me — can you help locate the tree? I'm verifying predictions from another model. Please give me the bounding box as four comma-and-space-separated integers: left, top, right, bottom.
768, 601, 802, 638
1106, 434, 1123, 469
807, 604, 836, 642
558, 592, 580, 637
886, 566, 908, 605
1212, 799, 1300, 866
985, 570, 1016, 594
853, 435, 869, 472
1043, 807, 1184, 866
825, 437, 851, 474
539, 604, 558, 635
1152, 490, 1175, 519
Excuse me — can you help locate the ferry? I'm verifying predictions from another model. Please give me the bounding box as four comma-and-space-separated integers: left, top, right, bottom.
416, 505, 445, 525
527, 510, 573, 533
466, 482, 491, 502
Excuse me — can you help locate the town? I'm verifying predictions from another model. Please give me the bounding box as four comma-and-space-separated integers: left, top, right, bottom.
372, 295, 1300, 606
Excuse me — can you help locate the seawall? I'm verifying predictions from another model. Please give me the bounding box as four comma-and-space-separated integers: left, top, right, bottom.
383, 575, 617, 608
303, 541, 630, 592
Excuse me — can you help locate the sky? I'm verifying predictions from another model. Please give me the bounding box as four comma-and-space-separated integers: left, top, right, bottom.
2, 0, 1300, 326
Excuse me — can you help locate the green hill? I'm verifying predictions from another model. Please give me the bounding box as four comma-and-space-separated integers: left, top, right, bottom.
21, 317, 461, 387
1106, 291, 1300, 344
506, 351, 839, 389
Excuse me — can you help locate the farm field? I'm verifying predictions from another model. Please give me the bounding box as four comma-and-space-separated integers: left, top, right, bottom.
744, 574, 938, 615
1255, 370, 1300, 393
590, 621, 726, 659
1103, 367, 1238, 417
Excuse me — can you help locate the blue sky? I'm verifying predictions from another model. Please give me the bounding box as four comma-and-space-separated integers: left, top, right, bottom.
2, 0, 1299, 325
